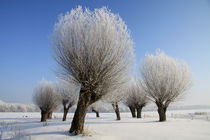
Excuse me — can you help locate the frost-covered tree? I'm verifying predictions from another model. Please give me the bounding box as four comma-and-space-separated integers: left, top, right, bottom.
55, 79, 79, 121
53, 6, 134, 134
140, 51, 192, 121
33, 79, 59, 122
125, 79, 148, 118
103, 85, 129, 120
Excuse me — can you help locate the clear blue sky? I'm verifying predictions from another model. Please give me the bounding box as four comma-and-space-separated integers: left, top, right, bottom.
0, 0, 210, 105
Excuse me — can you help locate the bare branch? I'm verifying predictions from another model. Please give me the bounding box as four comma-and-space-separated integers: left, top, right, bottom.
53, 6, 135, 99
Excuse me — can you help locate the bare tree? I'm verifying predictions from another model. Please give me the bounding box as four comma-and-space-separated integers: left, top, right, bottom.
90, 102, 100, 117
123, 79, 136, 118
111, 102, 121, 120
140, 51, 193, 121
134, 80, 148, 118
55, 79, 79, 121
125, 79, 148, 118
33, 79, 59, 122
124, 93, 136, 118
124, 79, 137, 118
103, 85, 130, 120
53, 6, 134, 134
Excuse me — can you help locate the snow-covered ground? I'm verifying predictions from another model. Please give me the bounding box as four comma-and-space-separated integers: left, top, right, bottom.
0, 109, 210, 140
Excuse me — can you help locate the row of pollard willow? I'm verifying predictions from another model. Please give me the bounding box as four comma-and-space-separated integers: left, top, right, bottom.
34, 6, 192, 135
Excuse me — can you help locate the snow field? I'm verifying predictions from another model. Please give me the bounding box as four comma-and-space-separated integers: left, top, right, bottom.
0, 110, 210, 140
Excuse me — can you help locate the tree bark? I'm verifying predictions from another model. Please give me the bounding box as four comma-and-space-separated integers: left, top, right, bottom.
69, 92, 91, 135
136, 106, 143, 118
47, 111, 53, 119
41, 110, 48, 122
63, 108, 69, 121
112, 102, 121, 120
92, 108, 100, 117
156, 103, 167, 122
129, 106, 136, 118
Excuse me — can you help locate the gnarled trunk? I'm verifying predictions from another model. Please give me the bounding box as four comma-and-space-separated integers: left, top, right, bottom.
112, 102, 121, 120
41, 110, 48, 122
47, 111, 53, 119
92, 108, 100, 117
156, 102, 167, 122
69, 92, 91, 135
136, 106, 143, 118
129, 106, 136, 118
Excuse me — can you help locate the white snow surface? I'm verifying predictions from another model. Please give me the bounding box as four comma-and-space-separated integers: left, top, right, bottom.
0, 109, 210, 140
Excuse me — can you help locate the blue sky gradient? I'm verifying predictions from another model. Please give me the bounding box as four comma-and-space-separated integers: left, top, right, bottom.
0, 0, 210, 105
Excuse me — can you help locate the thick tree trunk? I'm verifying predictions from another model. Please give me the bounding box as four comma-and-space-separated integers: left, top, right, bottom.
156, 102, 167, 122
41, 110, 48, 122
69, 92, 91, 135
63, 108, 69, 121
47, 111, 53, 119
129, 106, 136, 118
136, 106, 143, 118
112, 102, 121, 120
92, 108, 100, 117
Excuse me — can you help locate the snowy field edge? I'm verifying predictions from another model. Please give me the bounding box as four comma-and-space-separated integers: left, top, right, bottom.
0, 109, 210, 140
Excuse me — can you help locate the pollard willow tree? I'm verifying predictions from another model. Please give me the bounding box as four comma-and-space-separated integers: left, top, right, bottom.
53, 6, 134, 134
125, 79, 148, 118
33, 79, 59, 122
55, 79, 79, 121
102, 86, 129, 120
140, 51, 192, 121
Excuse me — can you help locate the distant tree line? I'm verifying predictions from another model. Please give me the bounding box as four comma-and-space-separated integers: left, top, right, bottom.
0, 100, 39, 112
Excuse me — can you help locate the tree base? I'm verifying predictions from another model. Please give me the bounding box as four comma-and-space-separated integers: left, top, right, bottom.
41, 111, 48, 122
112, 102, 121, 120
136, 106, 143, 118
69, 92, 92, 135
129, 106, 136, 118
157, 106, 166, 122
